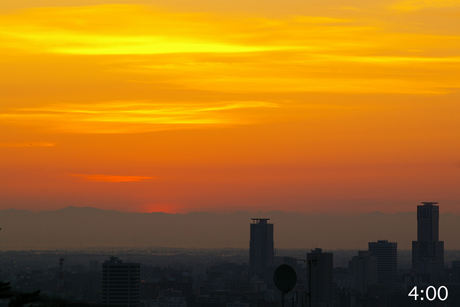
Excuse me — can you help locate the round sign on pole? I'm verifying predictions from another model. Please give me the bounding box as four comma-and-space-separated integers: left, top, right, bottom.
274, 264, 297, 294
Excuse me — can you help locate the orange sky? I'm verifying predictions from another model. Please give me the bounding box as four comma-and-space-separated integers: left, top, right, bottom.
1, 0, 460, 214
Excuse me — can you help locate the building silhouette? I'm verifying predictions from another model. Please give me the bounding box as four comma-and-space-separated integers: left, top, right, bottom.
102, 256, 140, 307
349, 251, 378, 295
452, 261, 460, 284
368, 240, 397, 295
306, 248, 333, 306
412, 202, 444, 284
249, 218, 274, 275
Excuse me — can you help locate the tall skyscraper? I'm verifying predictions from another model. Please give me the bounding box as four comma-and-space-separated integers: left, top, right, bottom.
412, 202, 444, 284
102, 256, 140, 307
249, 218, 274, 275
368, 240, 397, 295
306, 248, 333, 306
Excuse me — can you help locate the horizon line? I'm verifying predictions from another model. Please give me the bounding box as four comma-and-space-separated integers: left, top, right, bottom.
1, 205, 457, 216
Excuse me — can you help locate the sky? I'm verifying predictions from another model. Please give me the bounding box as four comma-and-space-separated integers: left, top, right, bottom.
1, 0, 460, 214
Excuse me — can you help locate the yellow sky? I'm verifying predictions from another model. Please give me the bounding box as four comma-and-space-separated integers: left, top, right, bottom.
1, 0, 459, 213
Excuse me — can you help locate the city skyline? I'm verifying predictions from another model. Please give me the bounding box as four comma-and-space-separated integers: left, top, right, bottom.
1, 0, 460, 214
0, 202, 457, 306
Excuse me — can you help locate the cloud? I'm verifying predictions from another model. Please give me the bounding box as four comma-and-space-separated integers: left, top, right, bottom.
0, 142, 56, 147
0, 5, 292, 55
392, 0, 460, 11
1, 4, 460, 97
0, 4, 388, 57
1, 100, 277, 133
72, 174, 155, 182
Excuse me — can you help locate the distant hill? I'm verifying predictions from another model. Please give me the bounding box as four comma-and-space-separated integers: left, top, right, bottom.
0, 207, 459, 250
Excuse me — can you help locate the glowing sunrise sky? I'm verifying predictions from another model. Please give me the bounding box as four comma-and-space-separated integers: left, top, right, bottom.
1, 0, 460, 214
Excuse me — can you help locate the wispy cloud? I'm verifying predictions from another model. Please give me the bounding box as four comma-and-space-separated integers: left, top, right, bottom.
0, 142, 56, 147
392, 0, 460, 11
0, 4, 409, 57
0, 5, 293, 55
1, 4, 459, 97
72, 174, 155, 183
1, 101, 277, 133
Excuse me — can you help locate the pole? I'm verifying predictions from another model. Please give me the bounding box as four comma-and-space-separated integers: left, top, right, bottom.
307, 259, 316, 307
298, 257, 316, 307
308, 261, 311, 307
59, 258, 64, 295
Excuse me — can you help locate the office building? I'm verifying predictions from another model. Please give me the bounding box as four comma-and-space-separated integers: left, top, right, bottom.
368, 240, 397, 295
349, 251, 378, 294
102, 256, 140, 307
452, 261, 460, 284
249, 218, 274, 275
306, 248, 333, 306
412, 202, 444, 284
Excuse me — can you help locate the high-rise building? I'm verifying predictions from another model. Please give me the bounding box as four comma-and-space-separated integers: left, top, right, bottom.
306, 248, 333, 306
249, 218, 274, 275
412, 202, 444, 284
452, 261, 460, 284
349, 251, 378, 294
368, 240, 397, 295
102, 256, 140, 307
